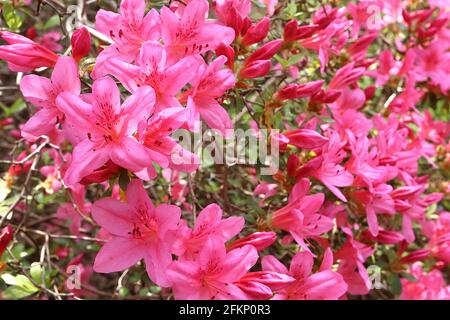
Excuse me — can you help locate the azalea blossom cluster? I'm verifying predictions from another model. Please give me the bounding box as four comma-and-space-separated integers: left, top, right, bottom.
0, 0, 449, 300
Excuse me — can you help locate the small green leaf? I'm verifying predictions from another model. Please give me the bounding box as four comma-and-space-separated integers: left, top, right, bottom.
399, 272, 417, 283
387, 273, 402, 296
2, 3, 24, 32
274, 54, 289, 68
287, 54, 302, 66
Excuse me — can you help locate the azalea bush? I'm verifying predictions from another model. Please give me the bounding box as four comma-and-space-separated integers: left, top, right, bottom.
0, 0, 449, 300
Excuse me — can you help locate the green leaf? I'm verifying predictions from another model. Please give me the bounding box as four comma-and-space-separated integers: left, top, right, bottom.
1, 274, 38, 299
30, 263, 44, 285
43, 15, 60, 30
2, 286, 36, 300
387, 273, 402, 296
274, 54, 289, 68
287, 54, 302, 66
2, 3, 24, 32
399, 272, 417, 283
0, 98, 26, 117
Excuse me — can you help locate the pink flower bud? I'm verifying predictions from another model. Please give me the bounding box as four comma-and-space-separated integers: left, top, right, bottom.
0, 225, 13, 257
284, 20, 319, 42
240, 271, 296, 290
287, 154, 300, 177
229, 232, 277, 251
235, 281, 273, 299
241, 17, 270, 46
246, 39, 282, 65
239, 59, 271, 79
71, 27, 91, 62
0, 31, 58, 72
216, 43, 235, 69
400, 249, 431, 264
275, 80, 324, 101
284, 129, 328, 149
310, 89, 341, 104
329, 63, 365, 89
376, 230, 404, 244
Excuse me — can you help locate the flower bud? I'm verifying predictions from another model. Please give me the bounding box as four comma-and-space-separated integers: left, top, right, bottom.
229, 232, 276, 251
246, 39, 282, 65
241, 17, 270, 46
239, 60, 271, 79
284, 129, 328, 149
0, 225, 13, 257
71, 27, 91, 62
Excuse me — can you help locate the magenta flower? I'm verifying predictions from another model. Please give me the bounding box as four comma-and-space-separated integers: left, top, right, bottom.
93, 0, 161, 77
161, 0, 235, 62
271, 179, 333, 251
56, 76, 156, 186
181, 55, 236, 136
262, 250, 347, 300
102, 41, 199, 112
172, 203, 244, 259
20, 56, 80, 141
92, 180, 181, 287
167, 238, 258, 299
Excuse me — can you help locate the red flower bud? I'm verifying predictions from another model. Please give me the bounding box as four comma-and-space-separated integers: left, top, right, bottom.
400, 249, 431, 265
241, 17, 270, 46
0, 225, 13, 257
239, 60, 271, 79
71, 27, 91, 62
275, 80, 324, 101
246, 39, 282, 65
216, 43, 235, 69
284, 20, 319, 42
376, 230, 404, 244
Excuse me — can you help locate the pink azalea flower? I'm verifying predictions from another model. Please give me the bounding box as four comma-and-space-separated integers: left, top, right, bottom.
400, 263, 450, 300
172, 203, 244, 259
427, 212, 450, 264
101, 41, 199, 112
56, 76, 156, 185
351, 184, 395, 236
180, 55, 235, 136
20, 56, 80, 141
93, 0, 161, 77
271, 179, 333, 251
161, 0, 235, 62
92, 180, 181, 287
335, 228, 374, 295
300, 131, 354, 202
167, 238, 258, 299
413, 40, 450, 94
136, 107, 199, 179
262, 250, 347, 300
